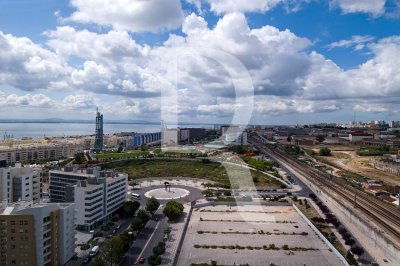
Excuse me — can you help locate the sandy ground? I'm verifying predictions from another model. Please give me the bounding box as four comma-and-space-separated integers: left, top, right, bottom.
303, 145, 400, 186
177, 205, 344, 266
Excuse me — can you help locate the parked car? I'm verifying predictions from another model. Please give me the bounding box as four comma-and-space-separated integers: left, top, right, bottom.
138, 256, 146, 264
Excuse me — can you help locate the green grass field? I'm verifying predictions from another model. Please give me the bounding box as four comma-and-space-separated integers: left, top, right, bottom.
101, 159, 283, 188
95, 151, 148, 159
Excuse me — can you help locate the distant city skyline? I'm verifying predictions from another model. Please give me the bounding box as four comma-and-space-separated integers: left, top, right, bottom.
0, 0, 400, 124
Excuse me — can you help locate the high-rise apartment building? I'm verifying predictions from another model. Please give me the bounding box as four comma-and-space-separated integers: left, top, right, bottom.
0, 202, 76, 266
0, 163, 42, 206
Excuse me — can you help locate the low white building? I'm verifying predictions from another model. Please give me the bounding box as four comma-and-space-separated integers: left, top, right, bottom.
0, 163, 42, 207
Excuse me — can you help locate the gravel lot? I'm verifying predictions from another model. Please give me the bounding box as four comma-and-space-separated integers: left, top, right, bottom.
177, 204, 344, 266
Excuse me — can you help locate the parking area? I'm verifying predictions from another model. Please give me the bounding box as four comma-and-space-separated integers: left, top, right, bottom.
177, 204, 344, 266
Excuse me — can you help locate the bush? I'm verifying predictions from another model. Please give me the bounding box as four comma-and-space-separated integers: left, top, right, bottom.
148, 254, 161, 266
345, 239, 355, 246
153, 242, 166, 255
346, 251, 358, 265
319, 147, 331, 156
350, 246, 364, 256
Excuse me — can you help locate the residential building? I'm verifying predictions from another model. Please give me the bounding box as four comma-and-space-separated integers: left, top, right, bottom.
0, 142, 84, 165
0, 163, 42, 206
130, 132, 161, 148
49, 167, 127, 231
0, 202, 76, 266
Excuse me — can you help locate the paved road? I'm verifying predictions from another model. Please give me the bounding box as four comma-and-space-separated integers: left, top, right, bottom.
119, 209, 166, 266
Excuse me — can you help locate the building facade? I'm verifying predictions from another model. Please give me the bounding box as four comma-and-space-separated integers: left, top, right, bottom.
49, 167, 127, 231
0, 142, 84, 165
0, 202, 76, 266
0, 163, 42, 206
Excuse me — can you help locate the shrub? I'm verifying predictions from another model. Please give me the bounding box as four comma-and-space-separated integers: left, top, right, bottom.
319, 147, 332, 156
350, 246, 364, 256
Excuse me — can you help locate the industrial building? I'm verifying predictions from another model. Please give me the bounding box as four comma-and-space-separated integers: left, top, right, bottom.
349, 131, 374, 142
49, 166, 127, 231
0, 202, 76, 266
0, 163, 42, 206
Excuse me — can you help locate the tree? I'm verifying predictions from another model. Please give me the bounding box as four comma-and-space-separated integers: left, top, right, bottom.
92, 256, 106, 266
103, 236, 125, 264
146, 197, 160, 214
131, 217, 144, 231
137, 209, 151, 224
73, 152, 85, 164
319, 147, 332, 156
124, 201, 140, 217
316, 135, 325, 143
287, 136, 292, 142
163, 201, 184, 221
117, 146, 123, 153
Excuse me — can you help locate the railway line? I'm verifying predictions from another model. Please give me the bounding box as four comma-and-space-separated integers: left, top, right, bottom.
250, 138, 400, 244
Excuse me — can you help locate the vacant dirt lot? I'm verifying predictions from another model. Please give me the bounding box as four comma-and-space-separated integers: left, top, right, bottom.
303, 145, 400, 186
177, 204, 344, 266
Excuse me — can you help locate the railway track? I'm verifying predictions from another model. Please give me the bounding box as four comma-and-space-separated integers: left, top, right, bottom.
251, 139, 400, 243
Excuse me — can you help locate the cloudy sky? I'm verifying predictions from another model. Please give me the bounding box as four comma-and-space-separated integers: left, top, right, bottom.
0, 0, 400, 125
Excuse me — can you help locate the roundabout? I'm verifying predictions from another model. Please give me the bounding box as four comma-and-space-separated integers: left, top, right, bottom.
144, 187, 191, 200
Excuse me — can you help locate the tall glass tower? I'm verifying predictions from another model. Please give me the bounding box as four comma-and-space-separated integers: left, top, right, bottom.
94, 108, 103, 152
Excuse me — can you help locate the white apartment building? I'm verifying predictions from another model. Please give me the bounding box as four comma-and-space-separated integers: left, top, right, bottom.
0, 202, 76, 266
49, 166, 127, 231
0, 163, 42, 206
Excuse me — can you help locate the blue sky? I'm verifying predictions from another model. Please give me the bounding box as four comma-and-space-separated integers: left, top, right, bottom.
0, 0, 399, 125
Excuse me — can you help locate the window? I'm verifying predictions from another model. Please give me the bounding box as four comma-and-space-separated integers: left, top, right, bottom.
10, 221, 15, 226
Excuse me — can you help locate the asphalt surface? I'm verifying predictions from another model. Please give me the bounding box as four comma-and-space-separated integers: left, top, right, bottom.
119, 209, 166, 266
117, 185, 202, 266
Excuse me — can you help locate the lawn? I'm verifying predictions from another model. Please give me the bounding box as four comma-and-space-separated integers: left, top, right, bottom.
101, 159, 283, 188
95, 151, 148, 159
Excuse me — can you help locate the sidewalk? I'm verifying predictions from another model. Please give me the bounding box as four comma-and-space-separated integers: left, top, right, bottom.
160, 203, 191, 266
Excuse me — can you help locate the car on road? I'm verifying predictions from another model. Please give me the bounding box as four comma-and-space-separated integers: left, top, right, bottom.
138, 256, 145, 264
82, 256, 91, 264
89, 246, 99, 257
